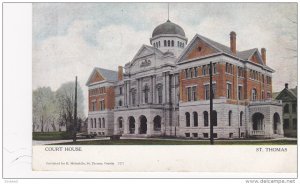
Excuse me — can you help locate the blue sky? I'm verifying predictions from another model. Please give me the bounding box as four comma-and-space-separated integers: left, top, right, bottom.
32, 3, 297, 115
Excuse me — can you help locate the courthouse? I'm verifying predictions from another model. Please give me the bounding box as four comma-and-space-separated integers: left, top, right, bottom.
86, 19, 283, 139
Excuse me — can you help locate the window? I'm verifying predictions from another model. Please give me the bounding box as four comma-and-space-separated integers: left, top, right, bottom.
187, 87, 191, 101
118, 100, 122, 107
293, 119, 297, 129
90, 119, 93, 128
203, 111, 209, 127
229, 133, 233, 138
98, 118, 101, 128
241, 132, 245, 138
238, 86, 243, 100
262, 74, 265, 83
228, 111, 232, 126
119, 87, 122, 95
284, 104, 289, 113
102, 118, 105, 128
192, 86, 197, 101
212, 110, 217, 126
251, 88, 257, 101
168, 40, 170, 47
202, 65, 207, 75
171, 40, 174, 47
159, 41, 160, 47
92, 101, 96, 111
213, 63, 217, 74
283, 119, 289, 129
227, 83, 232, 99
261, 91, 265, 99
192, 133, 198, 138
292, 104, 297, 113
100, 100, 105, 111
267, 92, 271, 99
94, 118, 96, 128
193, 112, 198, 127
185, 69, 188, 79
177, 41, 179, 47
204, 84, 216, 100
164, 40, 167, 46
226, 63, 233, 74
144, 85, 149, 103
182, 43, 185, 47
266, 76, 272, 84
198, 46, 202, 52
194, 67, 198, 77
158, 86, 163, 104
190, 68, 194, 78
238, 67, 244, 77
203, 133, 209, 138
240, 111, 243, 126
132, 91, 136, 105
185, 133, 190, 138
213, 133, 218, 138
185, 112, 190, 127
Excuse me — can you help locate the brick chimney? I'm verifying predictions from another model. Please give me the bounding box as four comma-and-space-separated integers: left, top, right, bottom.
261, 48, 266, 65
118, 66, 123, 81
230, 31, 236, 54
285, 83, 289, 89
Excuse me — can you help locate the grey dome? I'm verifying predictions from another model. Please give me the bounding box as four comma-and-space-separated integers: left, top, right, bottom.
152, 20, 185, 37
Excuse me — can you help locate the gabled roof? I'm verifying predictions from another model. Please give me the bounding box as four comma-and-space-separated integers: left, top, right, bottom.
86, 67, 118, 86
130, 44, 163, 65
177, 33, 273, 71
275, 87, 297, 101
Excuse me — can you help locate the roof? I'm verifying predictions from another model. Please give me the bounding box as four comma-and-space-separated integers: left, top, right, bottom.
95, 67, 118, 82
152, 20, 186, 37
178, 34, 274, 71
275, 86, 297, 101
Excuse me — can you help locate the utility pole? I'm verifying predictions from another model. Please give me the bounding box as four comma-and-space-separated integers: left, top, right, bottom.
209, 62, 214, 145
73, 76, 78, 143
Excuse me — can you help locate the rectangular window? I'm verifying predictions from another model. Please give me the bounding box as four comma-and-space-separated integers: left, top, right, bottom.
187, 87, 191, 101
92, 101, 96, 111
238, 86, 243, 100
205, 85, 209, 100
192, 86, 197, 101
267, 92, 271, 99
261, 91, 265, 99
229, 133, 233, 138
213, 63, 217, 74
283, 119, 290, 129
213, 133, 218, 138
119, 87, 122, 95
292, 104, 297, 113
192, 133, 198, 138
202, 66, 206, 75
185, 133, 190, 138
100, 100, 105, 111
227, 83, 232, 99
203, 133, 209, 138
293, 119, 297, 129
194, 67, 198, 77
190, 68, 193, 78
185, 69, 188, 79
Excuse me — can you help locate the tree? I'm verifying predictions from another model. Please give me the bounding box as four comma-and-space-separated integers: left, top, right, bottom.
32, 87, 57, 132
56, 81, 84, 132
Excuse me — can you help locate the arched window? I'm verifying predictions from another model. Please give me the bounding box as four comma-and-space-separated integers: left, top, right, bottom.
168, 40, 170, 47
185, 112, 190, 127
98, 118, 101, 128
171, 40, 174, 47
118, 117, 123, 128
203, 111, 209, 127
118, 100, 122, 106
229, 111, 232, 126
158, 41, 160, 47
240, 111, 243, 126
102, 118, 105, 128
94, 118, 97, 128
193, 112, 198, 127
90, 119, 93, 128
212, 110, 217, 126
252, 88, 257, 101
144, 85, 149, 103
164, 40, 167, 46
284, 104, 289, 113
154, 116, 161, 131
177, 41, 179, 47
131, 89, 136, 105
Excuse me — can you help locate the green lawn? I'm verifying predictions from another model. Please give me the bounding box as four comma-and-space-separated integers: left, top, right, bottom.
33, 131, 72, 140
53, 139, 297, 145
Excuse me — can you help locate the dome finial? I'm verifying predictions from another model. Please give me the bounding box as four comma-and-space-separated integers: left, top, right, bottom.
167, 3, 170, 22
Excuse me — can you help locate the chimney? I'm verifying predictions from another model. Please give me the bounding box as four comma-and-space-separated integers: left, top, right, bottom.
261, 48, 266, 64
285, 83, 289, 89
118, 66, 123, 81
230, 31, 236, 54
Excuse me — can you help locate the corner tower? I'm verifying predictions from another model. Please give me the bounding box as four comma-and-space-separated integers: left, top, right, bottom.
150, 19, 188, 57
